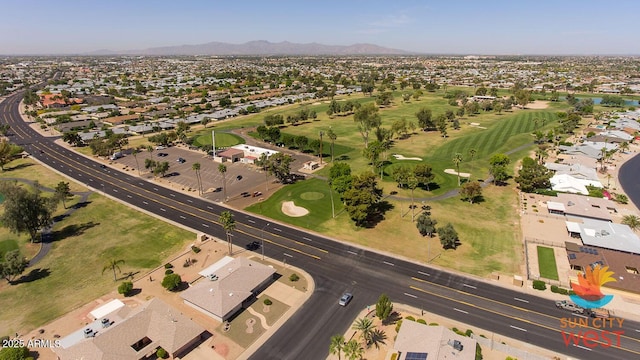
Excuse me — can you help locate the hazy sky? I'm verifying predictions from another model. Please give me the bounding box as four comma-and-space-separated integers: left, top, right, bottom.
2, 0, 639, 55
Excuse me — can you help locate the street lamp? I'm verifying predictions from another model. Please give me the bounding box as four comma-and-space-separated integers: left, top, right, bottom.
261, 222, 270, 260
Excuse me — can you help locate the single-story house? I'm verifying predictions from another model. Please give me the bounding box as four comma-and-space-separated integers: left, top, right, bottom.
217, 148, 245, 163
181, 256, 275, 322
392, 320, 476, 360
547, 193, 615, 222
565, 218, 640, 254
54, 298, 207, 360
550, 174, 603, 195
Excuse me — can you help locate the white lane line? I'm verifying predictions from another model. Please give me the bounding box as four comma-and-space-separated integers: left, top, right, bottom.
347, 250, 358, 255
573, 344, 593, 351
303, 237, 312, 242
202, 224, 209, 228
153, 187, 158, 191
247, 219, 255, 224
510, 325, 527, 332
273, 228, 282, 232
139, 182, 144, 185
170, 194, 175, 197
418, 271, 431, 277
142, 201, 148, 205
206, 206, 213, 210
454, 308, 469, 314
635, 329, 640, 333
187, 199, 193, 203
112, 189, 118, 192
89, 178, 93, 182
462, 284, 477, 289
283, 253, 293, 258
77, 173, 82, 177
514, 297, 529, 303
383, 261, 395, 266
127, 195, 132, 198
404, 293, 417, 299
179, 215, 186, 219
160, 208, 166, 212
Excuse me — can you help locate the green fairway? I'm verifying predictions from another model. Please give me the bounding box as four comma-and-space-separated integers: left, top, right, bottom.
537, 246, 559, 280
0, 159, 194, 335
192, 131, 244, 148
0, 239, 19, 260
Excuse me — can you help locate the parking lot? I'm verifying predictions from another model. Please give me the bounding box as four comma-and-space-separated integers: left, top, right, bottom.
109, 144, 308, 205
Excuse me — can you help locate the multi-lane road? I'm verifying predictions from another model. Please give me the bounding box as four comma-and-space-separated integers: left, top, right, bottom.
2, 91, 640, 359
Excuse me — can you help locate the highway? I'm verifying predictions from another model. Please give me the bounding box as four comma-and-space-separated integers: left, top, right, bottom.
2, 91, 640, 360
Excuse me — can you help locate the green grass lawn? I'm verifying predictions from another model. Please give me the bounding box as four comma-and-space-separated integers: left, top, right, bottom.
222, 307, 266, 348
255, 295, 290, 327
537, 246, 559, 280
0, 160, 194, 336
0, 239, 19, 260
192, 130, 244, 148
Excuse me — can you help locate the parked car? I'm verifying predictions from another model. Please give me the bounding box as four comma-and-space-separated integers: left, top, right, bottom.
157, 153, 168, 157
236, 175, 243, 180
339, 292, 353, 306
177, 157, 186, 163
155, 145, 167, 150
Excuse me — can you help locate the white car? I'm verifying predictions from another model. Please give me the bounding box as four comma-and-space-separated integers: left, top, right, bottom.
339, 292, 353, 306
155, 145, 166, 150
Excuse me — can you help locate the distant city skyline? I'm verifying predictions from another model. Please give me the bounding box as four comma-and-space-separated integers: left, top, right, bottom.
3, 0, 639, 55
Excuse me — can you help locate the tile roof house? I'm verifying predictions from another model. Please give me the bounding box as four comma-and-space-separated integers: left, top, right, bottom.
53, 298, 206, 360
393, 320, 476, 360
181, 256, 275, 322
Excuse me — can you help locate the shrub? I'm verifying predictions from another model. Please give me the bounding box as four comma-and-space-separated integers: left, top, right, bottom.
165, 269, 174, 275
118, 281, 133, 296
551, 285, 569, 295
156, 347, 167, 359
191, 246, 201, 253
416, 319, 427, 325
289, 273, 300, 282
390, 354, 398, 360
533, 280, 547, 290
395, 319, 403, 333
429, 323, 439, 326
162, 273, 182, 291
164, 263, 173, 269
404, 316, 415, 322
263, 298, 273, 306
465, 329, 473, 337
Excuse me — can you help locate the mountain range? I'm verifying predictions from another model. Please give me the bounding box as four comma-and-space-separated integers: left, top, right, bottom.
88, 40, 410, 56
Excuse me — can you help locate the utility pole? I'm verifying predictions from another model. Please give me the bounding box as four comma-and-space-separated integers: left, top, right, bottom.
319, 130, 324, 165
261, 223, 269, 260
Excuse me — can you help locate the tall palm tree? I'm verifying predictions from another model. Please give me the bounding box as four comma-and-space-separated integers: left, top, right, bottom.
407, 176, 418, 221
622, 215, 640, 231
192, 162, 202, 195
535, 147, 548, 165
102, 259, 125, 281
452, 153, 463, 186
219, 211, 236, 255
218, 163, 227, 201
327, 127, 337, 162
620, 141, 630, 154
146, 145, 154, 163
352, 317, 374, 346
343, 339, 364, 360
132, 147, 141, 176
468, 148, 477, 161
329, 334, 345, 360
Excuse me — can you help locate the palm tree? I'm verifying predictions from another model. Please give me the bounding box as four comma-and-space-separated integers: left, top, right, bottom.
535, 147, 548, 165
102, 259, 125, 281
620, 141, 630, 154
468, 148, 477, 161
192, 162, 202, 195
369, 329, 387, 350
218, 163, 227, 202
408, 176, 418, 221
352, 317, 374, 346
452, 153, 463, 186
146, 145, 154, 164
327, 127, 337, 162
622, 215, 640, 231
219, 211, 236, 255
343, 339, 364, 360
132, 147, 141, 176
329, 334, 345, 360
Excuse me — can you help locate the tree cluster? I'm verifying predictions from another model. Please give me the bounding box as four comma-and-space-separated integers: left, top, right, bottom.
514, 157, 553, 193
0, 250, 29, 283
0, 181, 55, 243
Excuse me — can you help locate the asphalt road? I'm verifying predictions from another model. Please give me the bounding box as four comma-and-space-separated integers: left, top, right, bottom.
619, 150, 640, 211
2, 92, 640, 360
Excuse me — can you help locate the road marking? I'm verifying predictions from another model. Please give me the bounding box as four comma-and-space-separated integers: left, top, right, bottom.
170, 194, 175, 197
454, 308, 468, 314
153, 187, 158, 191
283, 253, 293, 258
142, 201, 148, 205
127, 195, 132, 198
462, 284, 477, 289
88, 178, 93, 182
635, 329, 640, 333
247, 219, 255, 224
418, 271, 430, 277
514, 297, 529, 303
383, 261, 395, 266
112, 189, 118, 192
273, 228, 282, 232
179, 215, 186, 219
573, 344, 593, 351
77, 173, 82, 176
347, 250, 358, 255
160, 208, 166, 212
303, 237, 312, 242
207, 206, 213, 209
510, 325, 527, 332
404, 293, 417, 298
187, 199, 193, 203
139, 182, 144, 185
202, 224, 209, 228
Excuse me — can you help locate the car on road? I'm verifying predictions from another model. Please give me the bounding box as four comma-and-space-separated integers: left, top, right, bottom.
252, 191, 262, 197
339, 292, 353, 306
236, 175, 243, 180
555, 300, 584, 314
157, 153, 168, 157
245, 241, 260, 250
155, 146, 166, 150
241, 191, 251, 197
177, 157, 186, 163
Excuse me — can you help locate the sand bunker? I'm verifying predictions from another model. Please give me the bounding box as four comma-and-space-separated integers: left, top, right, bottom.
282, 201, 309, 217
444, 169, 471, 178
524, 100, 549, 109
392, 154, 422, 161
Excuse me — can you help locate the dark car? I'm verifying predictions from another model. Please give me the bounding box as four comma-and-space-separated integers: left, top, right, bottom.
245, 241, 260, 250
157, 153, 168, 157
236, 175, 243, 180
177, 157, 186, 163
